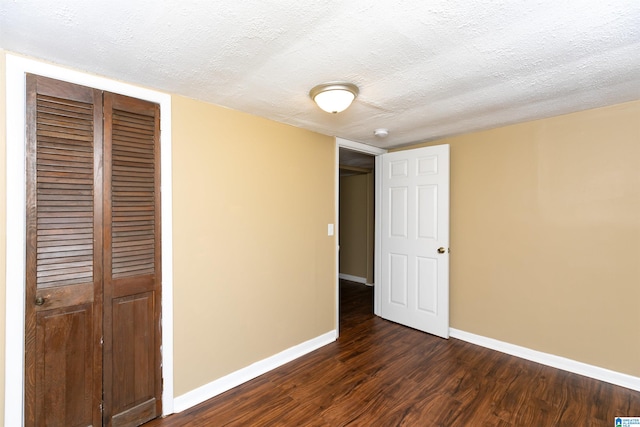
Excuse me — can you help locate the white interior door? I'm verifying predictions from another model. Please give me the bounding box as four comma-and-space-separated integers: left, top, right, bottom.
375, 144, 450, 338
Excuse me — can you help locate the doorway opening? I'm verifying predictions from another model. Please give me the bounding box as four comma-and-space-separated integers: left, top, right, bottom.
338, 148, 375, 286
336, 139, 450, 339
337, 146, 377, 326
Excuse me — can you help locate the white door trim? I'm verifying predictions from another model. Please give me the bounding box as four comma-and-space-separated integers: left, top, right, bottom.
374, 154, 383, 316
336, 137, 387, 156
335, 138, 386, 334
4, 53, 175, 427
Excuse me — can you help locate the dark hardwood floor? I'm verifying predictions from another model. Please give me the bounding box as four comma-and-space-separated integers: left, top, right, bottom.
146, 280, 640, 426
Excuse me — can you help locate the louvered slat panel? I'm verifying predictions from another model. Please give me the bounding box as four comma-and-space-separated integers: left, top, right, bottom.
111, 109, 156, 278
36, 94, 94, 289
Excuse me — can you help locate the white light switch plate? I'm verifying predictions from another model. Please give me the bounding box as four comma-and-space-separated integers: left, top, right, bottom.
328, 224, 334, 236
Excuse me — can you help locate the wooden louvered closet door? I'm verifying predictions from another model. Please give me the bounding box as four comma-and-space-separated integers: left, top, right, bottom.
25, 74, 161, 427
25, 74, 104, 427
102, 93, 162, 427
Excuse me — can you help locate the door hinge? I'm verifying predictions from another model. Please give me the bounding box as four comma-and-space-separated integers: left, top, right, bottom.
100, 336, 103, 345
100, 401, 103, 413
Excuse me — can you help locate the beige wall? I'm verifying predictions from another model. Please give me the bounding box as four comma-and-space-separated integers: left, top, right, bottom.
339, 173, 369, 279
171, 95, 336, 395
401, 100, 640, 377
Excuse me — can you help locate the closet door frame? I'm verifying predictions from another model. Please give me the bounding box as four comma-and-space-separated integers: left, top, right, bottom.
4, 54, 175, 427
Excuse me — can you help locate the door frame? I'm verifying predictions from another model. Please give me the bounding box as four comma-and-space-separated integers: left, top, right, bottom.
335, 138, 386, 333
4, 54, 175, 426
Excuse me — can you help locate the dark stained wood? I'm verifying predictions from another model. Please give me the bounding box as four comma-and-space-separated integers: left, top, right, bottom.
36, 305, 94, 426
145, 280, 640, 427
103, 92, 162, 427
25, 74, 103, 427
26, 74, 162, 427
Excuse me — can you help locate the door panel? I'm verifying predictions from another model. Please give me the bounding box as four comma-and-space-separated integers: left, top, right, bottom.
25, 74, 103, 427
378, 145, 450, 338
110, 292, 156, 427
36, 305, 94, 427
389, 253, 408, 305
103, 92, 161, 427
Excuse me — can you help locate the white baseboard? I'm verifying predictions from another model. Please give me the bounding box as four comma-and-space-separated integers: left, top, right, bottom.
172, 330, 337, 413
339, 273, 373, 286
449, 328, 640, 392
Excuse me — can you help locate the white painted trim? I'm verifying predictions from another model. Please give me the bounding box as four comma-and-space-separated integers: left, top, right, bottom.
450, 328, 640, 392
4, 53, 175, 426
374, 155, 382, 316
338, 273, 367, 284
336, 137, 387, 156
173, 330, 337, 413
5, 54, 27, 427
334, 141, 340, 336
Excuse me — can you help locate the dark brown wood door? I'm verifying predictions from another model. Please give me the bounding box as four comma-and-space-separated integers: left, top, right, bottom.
102, 93, 162, 427
25, 74, 161, 427
25, 74, 104, 427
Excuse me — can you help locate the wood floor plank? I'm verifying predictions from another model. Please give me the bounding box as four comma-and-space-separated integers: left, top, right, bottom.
145, 280, 640, 426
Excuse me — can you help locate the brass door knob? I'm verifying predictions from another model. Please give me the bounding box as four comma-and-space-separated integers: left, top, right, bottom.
35, 297, 45, 306
437, 247, 446, 254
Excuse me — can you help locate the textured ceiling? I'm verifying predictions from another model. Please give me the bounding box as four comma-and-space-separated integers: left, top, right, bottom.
1, 1, 639, 148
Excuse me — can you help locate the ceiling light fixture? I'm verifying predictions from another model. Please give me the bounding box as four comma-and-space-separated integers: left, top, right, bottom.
309, 82, 359, 114
374, 128, 389, 138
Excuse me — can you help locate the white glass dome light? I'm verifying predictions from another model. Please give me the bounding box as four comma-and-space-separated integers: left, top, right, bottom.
309, 82, 359, 114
